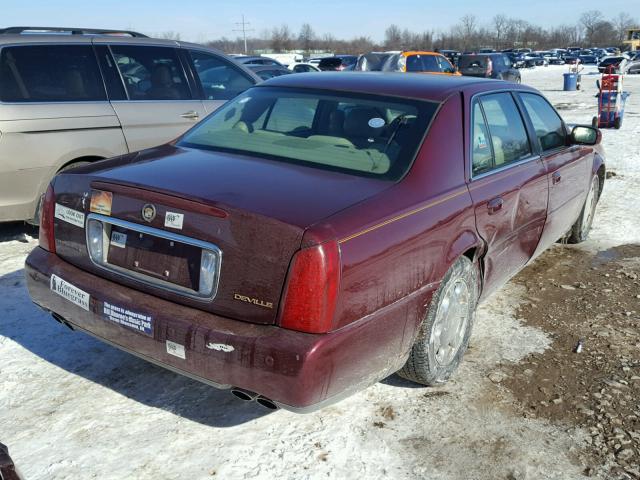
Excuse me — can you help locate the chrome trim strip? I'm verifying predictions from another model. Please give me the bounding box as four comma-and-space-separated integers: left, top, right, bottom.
85, 213, 222, 302
470, 154, 542, 182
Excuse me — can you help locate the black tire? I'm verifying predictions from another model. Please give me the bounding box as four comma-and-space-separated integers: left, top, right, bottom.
568, 175, 600, 244
398, 256, 480, 386
614, 116, 622, 129
592, 116, 598, 128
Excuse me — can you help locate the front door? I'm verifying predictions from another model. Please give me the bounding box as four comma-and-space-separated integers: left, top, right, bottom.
107, 44, 206, 152
517, 92, 592, 256
467, 92, 548, 300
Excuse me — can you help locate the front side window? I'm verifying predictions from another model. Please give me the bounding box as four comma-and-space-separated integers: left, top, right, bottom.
190, 51, 253, 100
110, 45, 191, 101
479, 93, 531, 167
436, 55, 454, 72
0, 45, 106, 102
180, 87, 438, 180
519, 93, 566, 151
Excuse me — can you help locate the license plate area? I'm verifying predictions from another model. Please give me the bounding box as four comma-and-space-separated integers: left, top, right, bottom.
86, 214, 221, 301
107, 226, 201, 290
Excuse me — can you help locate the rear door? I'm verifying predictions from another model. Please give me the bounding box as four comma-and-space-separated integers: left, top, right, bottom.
517, 92, 591, 256
186, 49, 256, 114
0, 43, 126, 221
106, 44, 207, 152
466, 92, 548, 299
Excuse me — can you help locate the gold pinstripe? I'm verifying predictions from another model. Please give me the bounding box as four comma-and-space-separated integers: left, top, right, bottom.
338, 188, 469, 244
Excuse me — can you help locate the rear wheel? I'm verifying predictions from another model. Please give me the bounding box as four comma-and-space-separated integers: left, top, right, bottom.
398, 256, 480, 386
614, 116, 622, 129
568, 175, 600, 244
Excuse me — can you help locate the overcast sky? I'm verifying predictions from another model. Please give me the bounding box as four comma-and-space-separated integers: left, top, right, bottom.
2, 0, 636, 43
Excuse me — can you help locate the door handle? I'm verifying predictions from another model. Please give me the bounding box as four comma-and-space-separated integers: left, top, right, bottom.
487, 197, 504, 215
180, 110, 200, 120
552, 172, 562, 185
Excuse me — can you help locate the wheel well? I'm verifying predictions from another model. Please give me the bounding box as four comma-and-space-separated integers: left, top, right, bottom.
57, 155, 104, 172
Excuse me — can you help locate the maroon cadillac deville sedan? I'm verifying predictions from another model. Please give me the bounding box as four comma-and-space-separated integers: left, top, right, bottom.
25, 73, 605, 412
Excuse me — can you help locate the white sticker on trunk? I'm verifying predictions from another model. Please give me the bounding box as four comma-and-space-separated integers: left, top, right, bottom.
164, 211, 184, 230
54, 204, 85, 228
206, 342, 235, 353
166, 340, 186, 359
110, 231, 127, 248
50, 274, 90, 311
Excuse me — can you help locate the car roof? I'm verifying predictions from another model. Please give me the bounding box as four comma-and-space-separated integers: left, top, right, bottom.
401, 51, 443, 57
256, 72, 536, 103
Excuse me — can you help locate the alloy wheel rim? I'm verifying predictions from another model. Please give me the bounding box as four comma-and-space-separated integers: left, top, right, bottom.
429, 278, 470, 367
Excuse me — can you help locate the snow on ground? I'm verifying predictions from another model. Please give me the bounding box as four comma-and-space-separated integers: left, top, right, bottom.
0, 66, 639, 480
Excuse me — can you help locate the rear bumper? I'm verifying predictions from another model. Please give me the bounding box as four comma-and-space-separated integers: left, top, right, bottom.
25, 247, 409, 412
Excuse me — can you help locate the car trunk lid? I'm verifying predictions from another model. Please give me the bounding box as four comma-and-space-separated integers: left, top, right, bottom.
51, 145, 391, 324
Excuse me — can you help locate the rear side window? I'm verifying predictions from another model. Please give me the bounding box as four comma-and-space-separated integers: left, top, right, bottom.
0, 45, 106, 102
110, 45, 191, 100
519, 93, 566, 151
190, 51, 253, 100
471, 93, 531, 175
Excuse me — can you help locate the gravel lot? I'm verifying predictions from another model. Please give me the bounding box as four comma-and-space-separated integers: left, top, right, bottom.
0, 65, 638, 480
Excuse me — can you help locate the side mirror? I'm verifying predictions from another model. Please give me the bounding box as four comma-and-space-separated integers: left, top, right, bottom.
571, 125, 601, 145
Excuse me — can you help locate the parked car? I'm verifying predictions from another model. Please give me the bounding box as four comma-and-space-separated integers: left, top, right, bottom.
232, 55, 283, 66
25, 72, 605, 412
524, 52, 547, 66
0, 26, 260, 224
539, 51, 565, 65
246, 64, 292, 80
579, 54, 599, 65
564, 55, 580, 65
625, 57, 640, 74
458, 53, 521, 82
436, 49, 461, 66
598, 56, 629, 73
381, 51, 459, 75
318, 55, 358, 71
0, 443, 23, 480
505, 52, 526, 69
354, 52, 397, 71
288, 62, 320, 73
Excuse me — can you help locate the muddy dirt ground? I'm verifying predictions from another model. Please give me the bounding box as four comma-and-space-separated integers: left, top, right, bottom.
503, 244, 640, 479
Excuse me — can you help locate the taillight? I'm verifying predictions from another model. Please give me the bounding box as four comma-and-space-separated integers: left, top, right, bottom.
39, 184, 56, 253
278, 241, 341, 334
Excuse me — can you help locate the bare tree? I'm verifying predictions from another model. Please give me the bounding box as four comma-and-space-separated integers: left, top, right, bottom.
460, 14, 478, 48
159, 31, 181, 40
580, 10, 605, 45
613, 12, 637, 44
492, 14, 509, 49
298, 23, 316, 53
270, 24, 293, 52
384, 24, 402, 50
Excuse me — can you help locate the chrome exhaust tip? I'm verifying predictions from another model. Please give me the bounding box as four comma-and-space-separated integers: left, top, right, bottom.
255, 396, 279, 410
230, 388, 257, 402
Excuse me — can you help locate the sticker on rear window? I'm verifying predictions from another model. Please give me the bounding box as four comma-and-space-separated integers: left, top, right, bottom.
164, 211, 184, 230
110, 231, 127, 248
477, 133, 488, 149
166, 340, 186, 359
50, 274, 90, 311
54, 204, 85, 228
368, 117, 385, 128
103, 301, 153, 336
90, 190, 113, 216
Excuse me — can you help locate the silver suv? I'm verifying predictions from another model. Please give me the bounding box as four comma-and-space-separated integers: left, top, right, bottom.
0, 27, 260, 223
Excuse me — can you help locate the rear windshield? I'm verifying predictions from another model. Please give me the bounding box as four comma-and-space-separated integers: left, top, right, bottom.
458, 56, 488, 69
319, 58, 342, 68
179, 87, 438, 180
405, 55, 440, 72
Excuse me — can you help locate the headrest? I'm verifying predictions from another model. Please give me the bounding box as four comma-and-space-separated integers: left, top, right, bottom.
152, 64, 172, 86
343, 108, 385, 138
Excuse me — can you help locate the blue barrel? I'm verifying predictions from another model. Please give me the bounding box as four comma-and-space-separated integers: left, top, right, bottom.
563, 73, 578, 91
